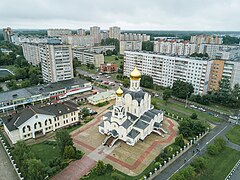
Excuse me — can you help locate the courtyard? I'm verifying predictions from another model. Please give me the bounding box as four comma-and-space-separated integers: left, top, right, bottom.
71, 111, 179, 176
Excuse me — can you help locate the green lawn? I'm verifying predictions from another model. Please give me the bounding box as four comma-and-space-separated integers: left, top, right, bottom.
152, 97, 222, 123
104, 56, 123, 67
226, 125, 240, 145
196, 147, 240, 180
30, 141, 60, 165
65, 124, 82, 134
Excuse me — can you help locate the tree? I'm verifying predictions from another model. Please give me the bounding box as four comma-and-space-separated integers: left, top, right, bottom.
172, 80, 194, 99
25, 159, 47, 180
12, 141, 34, 169
190, 113, 198, 119
171, 166, 196, 180
56, 129, 73, 155
95, 160, 106, 175
122, 76, 130, 88
190, 157, 207, 173
140, 75, 153, 89
81, 107, 90, 117
101, 38, 120, 53
64, 145, 76, 159
142, 41, 154, 51
179, 119, 208, 139
163, 89, 172, 104
174, 134, 185, 148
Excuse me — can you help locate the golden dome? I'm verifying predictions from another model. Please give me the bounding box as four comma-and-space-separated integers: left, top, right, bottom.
130, 66, 141, 80
116, 87, 123, 97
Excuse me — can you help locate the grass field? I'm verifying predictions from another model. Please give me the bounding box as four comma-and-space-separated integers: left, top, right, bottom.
31, 141, 60, 165
152, 97, 222, 123
226, 125, 240, 145
196, 147, 240, 180
65, 124, 82, 134
104, 56, 123, 67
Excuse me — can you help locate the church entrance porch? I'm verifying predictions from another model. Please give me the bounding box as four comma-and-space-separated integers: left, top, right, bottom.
34, 129, 44, 138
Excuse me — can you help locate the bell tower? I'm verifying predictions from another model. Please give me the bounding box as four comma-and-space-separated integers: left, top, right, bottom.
111, 87, 126, 124
130, 66, 141, 91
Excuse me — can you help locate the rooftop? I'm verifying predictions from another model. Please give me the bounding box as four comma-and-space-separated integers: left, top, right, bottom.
87, 90, 115, 103
0, 78, 89, 103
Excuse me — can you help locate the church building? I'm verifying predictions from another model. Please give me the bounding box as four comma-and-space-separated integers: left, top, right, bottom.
99, 67, 165, 146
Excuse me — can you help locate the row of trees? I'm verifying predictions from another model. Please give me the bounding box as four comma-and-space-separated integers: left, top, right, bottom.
101, 38, 120, 53
190, 78, 240, 108
171, 137, 226, 180
190, 52, 209, 58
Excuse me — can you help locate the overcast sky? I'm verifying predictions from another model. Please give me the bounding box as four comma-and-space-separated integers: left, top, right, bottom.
1, 0, 240, 31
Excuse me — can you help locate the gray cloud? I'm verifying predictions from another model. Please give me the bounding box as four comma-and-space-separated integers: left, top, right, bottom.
0, 0, 240, 30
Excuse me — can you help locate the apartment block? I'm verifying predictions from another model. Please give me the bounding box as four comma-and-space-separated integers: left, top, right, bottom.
73, 45, 115, 54
39, 43, 73, 83
198, 44, 240, 60
124, 51, 212, 95
77, 28, 86, 36
61, 34, 94, 47
11, 34, 48, 45
90, 26, 101, 44
109, 26, 121, 40
208, 60, 240, 91
120, 41, 142, 54
3, 27, 12, 42
120, 33, 150, 41
22, 43, 41, 66
154, 40, 197, 56
190, 35, 223, 45
72, 48, 104, 67
47, 29, 72, 37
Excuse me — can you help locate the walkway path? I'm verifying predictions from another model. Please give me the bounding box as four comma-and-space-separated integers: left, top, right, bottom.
154, 122, 230, 180
0, 142, 18, 180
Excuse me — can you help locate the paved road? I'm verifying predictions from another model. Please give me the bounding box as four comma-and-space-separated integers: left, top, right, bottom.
0, 142, 18, 180
154, 122, 230, 180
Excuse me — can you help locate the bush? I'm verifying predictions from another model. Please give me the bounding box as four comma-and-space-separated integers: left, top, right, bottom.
190, 157, 207, 173
190, 113, 198, 119
95, 160, 106, 176
75, 150, 83, 160
111, 172, 125, 180
174, 134, 185, 148
106, 164, 113, 173
207, 137, 226, 156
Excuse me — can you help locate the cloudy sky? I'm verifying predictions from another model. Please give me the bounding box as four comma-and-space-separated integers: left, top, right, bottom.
1, 0, 240, 31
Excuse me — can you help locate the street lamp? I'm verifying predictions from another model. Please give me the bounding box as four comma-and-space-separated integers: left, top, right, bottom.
185, 92, 190, 108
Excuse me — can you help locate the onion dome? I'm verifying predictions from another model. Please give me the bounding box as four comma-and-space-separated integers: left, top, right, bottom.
116, 87, 123, 97
130, 66, 141, 80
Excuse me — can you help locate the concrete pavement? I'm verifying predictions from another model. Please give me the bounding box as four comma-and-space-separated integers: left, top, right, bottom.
0, 142, 18, 180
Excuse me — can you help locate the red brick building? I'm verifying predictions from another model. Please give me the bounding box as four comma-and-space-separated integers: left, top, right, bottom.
100, 63, 118, 73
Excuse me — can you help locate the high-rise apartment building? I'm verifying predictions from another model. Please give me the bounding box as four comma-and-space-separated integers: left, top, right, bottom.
120, 33, 150, 41
61, 35, 94, 47
77, 29, 86, 36
72, 48, 104, 67
39, 43, 73, 83
100, 31, 109, 40
109, 26, 121, 40
154, 40, 197, 56
124, 51, 212, 95
47, 29, 72, 37
3, 27, 12, 42
120, 41, 142, 54
90, 26, 101, 44
208, 60, 240, 91
22, 43, 41, 66
190, 35, 223, 45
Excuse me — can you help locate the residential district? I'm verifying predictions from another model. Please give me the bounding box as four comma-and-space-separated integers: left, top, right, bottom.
0, 26, 240, 180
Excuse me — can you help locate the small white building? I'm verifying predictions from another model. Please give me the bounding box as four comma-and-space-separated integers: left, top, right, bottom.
2, 101, 80, 144
87, 90, 115, 105
99, 67, 164, 146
